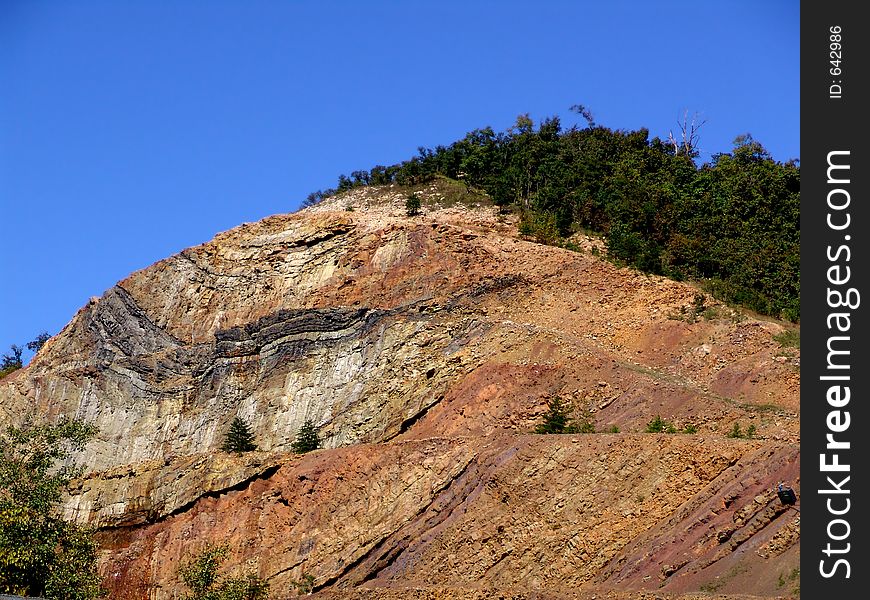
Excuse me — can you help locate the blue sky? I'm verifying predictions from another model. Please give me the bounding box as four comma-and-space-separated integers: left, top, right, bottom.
0, 0, 799, 360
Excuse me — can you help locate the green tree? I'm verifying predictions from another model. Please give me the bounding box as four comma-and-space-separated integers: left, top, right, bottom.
0, 345, 23, 378
0, 417, 104, 599
221, 417, 257, 454
534, 397, 573, 434
27, 332, 52, 354
291, 420, 321, 454
178, 545, 269, 600
405, 193, 421, 216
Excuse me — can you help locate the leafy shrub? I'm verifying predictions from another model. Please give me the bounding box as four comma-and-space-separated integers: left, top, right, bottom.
518, 211, 561, 245
606, 222, 663, 274
291, 573, 315, 595
405, 193, 421, 216
667, 293, 722, 323
569, 418, 596, 434
560, 240, 583, 253
0, 417, 104, 599
178, 545, 269, 600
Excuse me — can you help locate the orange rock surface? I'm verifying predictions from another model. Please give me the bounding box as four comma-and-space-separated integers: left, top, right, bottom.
0, 182, 800, 599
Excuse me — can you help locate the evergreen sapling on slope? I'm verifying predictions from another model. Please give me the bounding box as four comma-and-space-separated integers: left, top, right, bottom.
291, 420, 321, 454
221, 417, 257, 453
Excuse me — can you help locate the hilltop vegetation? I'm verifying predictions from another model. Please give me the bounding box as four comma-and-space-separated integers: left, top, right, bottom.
307, 112, 799, 321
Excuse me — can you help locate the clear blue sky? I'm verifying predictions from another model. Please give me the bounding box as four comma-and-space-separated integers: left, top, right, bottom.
0, 0, 799, 361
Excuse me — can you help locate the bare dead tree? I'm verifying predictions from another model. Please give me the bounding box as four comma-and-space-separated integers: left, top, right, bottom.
569, 104, 596, 128
668, 110, 706, 157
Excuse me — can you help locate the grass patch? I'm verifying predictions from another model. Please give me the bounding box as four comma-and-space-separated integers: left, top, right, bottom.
773, 328, 800, 349
731, 401, 788, 416
777, 567, 800, 595
422, 175, 492, 209
700, 580, 724, 593
700, 562, 750, 594
346, 175, 493, 213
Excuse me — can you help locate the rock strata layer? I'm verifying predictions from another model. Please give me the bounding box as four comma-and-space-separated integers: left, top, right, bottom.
0, 183, 800, 599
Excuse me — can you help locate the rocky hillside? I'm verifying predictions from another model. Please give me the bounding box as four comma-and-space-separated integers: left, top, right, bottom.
0, 180, 800, 599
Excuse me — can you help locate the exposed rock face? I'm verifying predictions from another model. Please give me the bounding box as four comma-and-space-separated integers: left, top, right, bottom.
97, 436, 798, 599
0, 182, 800, 599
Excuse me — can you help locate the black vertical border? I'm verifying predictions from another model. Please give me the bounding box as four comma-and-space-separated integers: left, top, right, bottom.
802, 1, 869, 597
